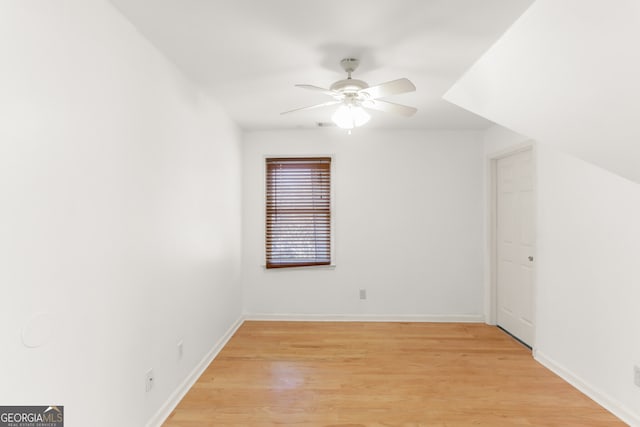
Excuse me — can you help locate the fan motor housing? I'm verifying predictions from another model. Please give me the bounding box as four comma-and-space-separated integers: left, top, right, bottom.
329, 78, 369, 93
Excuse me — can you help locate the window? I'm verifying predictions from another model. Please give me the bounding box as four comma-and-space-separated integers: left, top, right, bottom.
265, 157, 331, 269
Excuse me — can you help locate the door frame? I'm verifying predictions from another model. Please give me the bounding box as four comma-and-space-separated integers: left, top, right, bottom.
486, 142, 538, 350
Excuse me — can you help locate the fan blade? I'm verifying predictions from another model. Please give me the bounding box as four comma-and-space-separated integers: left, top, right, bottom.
362, 99, 417, 117
295, 84, 340, 98
359, 78, 416, 99
280, 100, 341, 115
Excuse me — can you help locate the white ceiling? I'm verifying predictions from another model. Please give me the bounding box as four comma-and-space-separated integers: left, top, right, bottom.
110, 0, 532, 131
445, 0, 640, 183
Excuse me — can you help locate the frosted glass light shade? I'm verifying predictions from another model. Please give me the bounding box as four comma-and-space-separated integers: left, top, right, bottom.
331, 105, 371, 129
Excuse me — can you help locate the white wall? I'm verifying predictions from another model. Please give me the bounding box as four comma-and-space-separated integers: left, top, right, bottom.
482, 127, 640, 425
0, 1, 242, 426
483, 125, 529, 156
445, 0, 640, 183
242, 129, 484, 319
535, 145, 640, 425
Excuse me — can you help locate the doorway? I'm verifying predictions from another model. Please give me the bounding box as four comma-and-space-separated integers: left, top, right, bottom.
492, 147, 536, 347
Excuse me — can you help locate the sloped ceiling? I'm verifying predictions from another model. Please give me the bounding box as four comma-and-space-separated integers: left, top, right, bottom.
445, 0, 640, 183
110, 0, 532, 130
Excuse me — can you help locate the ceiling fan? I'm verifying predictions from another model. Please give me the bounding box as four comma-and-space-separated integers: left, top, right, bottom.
281, 58, 417, 129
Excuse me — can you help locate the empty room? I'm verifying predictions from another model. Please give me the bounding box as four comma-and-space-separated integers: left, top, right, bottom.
2, 0, 640, 426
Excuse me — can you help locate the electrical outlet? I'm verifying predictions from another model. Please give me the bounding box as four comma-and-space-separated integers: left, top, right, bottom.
634, 365, 640, 387
145, 369, 154, 392
177, 340, 183, 359
359, 289, 367, 300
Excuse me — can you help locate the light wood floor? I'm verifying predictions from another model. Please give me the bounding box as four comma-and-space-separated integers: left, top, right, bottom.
163, 321, 624, 426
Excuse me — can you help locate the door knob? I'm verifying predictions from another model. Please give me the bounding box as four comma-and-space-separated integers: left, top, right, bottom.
528, 256, 534, 262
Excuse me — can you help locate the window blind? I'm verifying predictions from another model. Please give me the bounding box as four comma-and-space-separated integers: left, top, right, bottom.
266, 157, 331, 269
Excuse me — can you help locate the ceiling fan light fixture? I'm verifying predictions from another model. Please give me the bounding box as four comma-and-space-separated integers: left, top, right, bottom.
331, 105, 370, 129
282, 58, 416, 125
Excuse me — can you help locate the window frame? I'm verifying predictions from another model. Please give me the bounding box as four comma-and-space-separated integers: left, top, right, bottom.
263, 155, 335, 270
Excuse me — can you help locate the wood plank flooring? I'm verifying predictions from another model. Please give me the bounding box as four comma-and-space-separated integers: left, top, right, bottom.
163, 321, 624, 426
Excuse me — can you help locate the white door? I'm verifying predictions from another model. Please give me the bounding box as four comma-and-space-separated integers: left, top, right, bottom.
496, 149, 535, 347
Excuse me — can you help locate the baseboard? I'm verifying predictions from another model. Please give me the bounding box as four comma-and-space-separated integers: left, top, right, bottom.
145, 315, 245, 427
244, 313, 484, 323
534, 350, 640, 426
